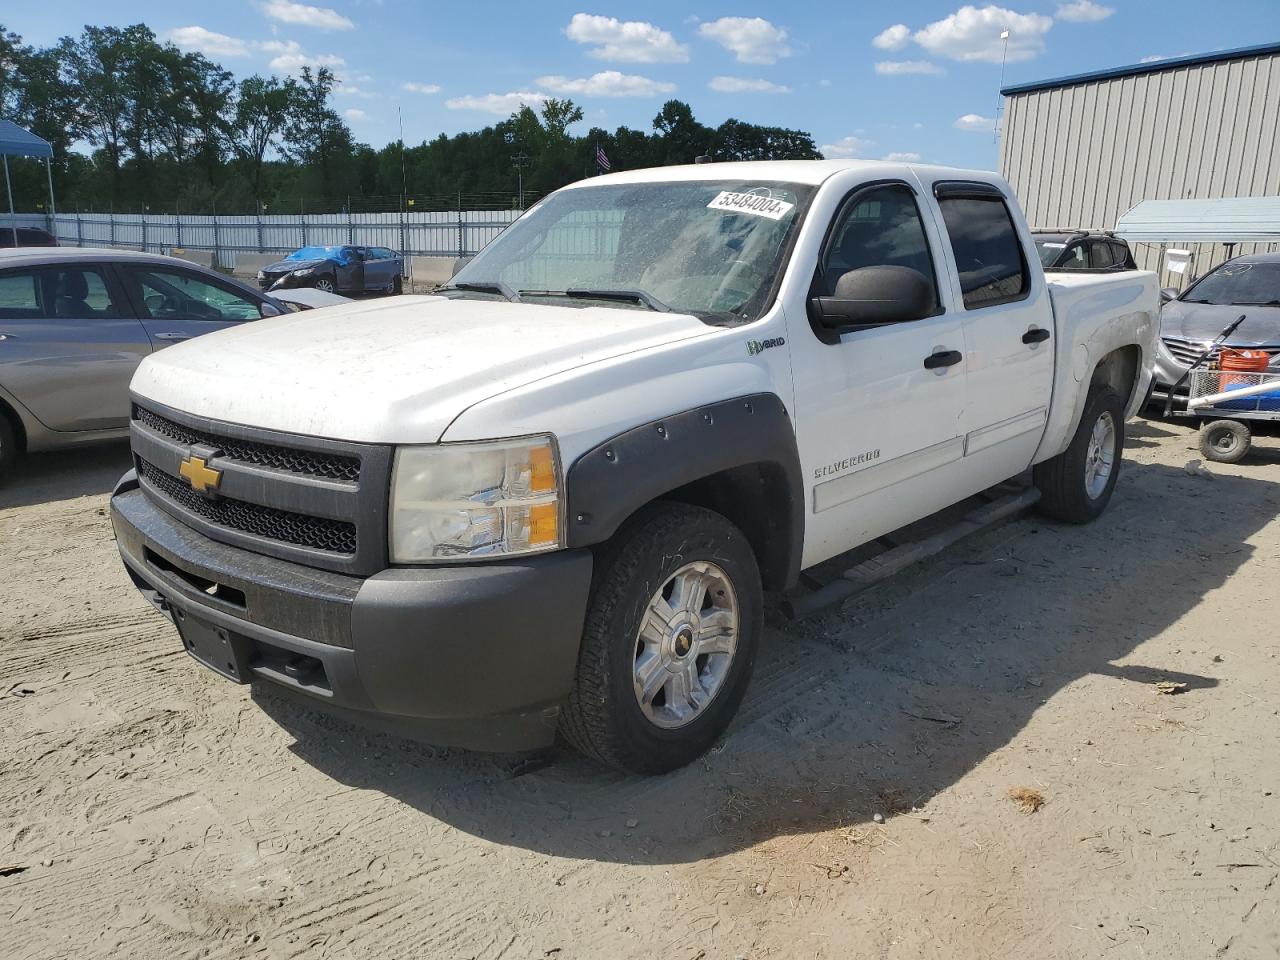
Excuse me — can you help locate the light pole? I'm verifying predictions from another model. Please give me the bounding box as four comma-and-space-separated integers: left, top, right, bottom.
994, 29, 1010, 147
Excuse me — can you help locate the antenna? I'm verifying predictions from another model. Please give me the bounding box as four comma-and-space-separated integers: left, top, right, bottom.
994, 29, 1010, 147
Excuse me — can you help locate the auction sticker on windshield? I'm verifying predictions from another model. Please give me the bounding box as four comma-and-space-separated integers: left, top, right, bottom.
707, 191, 796, 220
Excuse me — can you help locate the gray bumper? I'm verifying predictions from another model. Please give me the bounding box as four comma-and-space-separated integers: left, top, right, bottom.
110, 472, 593, 751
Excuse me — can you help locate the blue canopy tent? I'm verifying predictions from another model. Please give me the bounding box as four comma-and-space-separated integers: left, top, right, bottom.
0, 119, 56, 247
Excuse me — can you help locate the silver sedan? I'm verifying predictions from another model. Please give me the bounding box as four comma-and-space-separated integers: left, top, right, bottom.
0, 248, 294, 479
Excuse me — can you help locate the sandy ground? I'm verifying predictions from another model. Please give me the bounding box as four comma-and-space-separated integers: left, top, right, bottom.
2, 415, 1279, 960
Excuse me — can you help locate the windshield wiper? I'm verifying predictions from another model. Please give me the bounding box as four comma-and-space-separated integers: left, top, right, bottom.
1231, 300, 1280, 306
519, 288, 671, 313
440, 280, 521, 303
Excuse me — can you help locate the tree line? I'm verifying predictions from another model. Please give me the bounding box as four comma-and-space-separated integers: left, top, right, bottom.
0, 22, 823, 214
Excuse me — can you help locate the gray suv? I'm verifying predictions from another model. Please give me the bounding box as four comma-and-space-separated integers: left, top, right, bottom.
0, 248, 288, 480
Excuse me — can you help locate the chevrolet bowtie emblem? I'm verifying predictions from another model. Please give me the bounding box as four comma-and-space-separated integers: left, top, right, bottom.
178, 455, 222, 494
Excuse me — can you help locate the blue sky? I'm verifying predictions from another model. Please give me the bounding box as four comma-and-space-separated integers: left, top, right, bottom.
9, 1, 1279, 168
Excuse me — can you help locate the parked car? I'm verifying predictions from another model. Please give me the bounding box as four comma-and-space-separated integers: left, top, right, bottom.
0, 226, 58, 248
1032, 230, 1137, 272
258, 245, 404, 296
110, 160, 1157, 774
1152, 253, 1280, 399
0, 247, 289, 479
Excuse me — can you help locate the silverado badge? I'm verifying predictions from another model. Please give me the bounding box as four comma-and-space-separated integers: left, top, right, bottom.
178, 455, 222, 494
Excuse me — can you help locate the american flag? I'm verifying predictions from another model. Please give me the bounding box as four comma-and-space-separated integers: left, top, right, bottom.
595, 143, 611, 172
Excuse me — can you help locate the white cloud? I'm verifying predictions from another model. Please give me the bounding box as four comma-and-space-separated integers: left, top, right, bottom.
261, 40, 344, 73
698, 16, 791, 64
914, 5, 1053, 63
261, 0, 354, 30
537, 71, 676, 97
708, 76, 791, 93
954, 113, 996, 131
873, 24, 911, 50
564, 14, 689, 63
1055, 0, 1114, 22
1139, 54, 1166, 63
884, 151, 923, 161
342, 108, 368, 121
166, 26, 250, 58
402, 82, 442, 95
820, 135, 874, 159
875, 60, 944, 75
337, 84, 373, 98
445, 91, 549, 114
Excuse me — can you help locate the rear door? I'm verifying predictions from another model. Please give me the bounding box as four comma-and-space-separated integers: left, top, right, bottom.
932, 181, 1054, 486
119, 264, 271, 346
789, 180, 971, 566
0, 263, 151, 431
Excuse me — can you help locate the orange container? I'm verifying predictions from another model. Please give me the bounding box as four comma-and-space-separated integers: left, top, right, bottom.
1218, 348, 1271, 392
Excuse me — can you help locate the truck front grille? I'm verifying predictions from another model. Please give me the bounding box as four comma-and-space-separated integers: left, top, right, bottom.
130, 402, 392, 575
137, 458, 358, 555
134, 405, 361, 482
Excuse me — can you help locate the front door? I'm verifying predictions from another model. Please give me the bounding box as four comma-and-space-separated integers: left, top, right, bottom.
120, 265, 267, 347
787, 181, 971, 568
0, 264, 151, 431
933, 183, 1053, 487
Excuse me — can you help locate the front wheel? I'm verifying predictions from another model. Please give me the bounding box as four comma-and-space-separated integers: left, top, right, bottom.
312, 276, 336, 294
0, 414, 18, 483
1034, 385, 1124, 523
1199, 419, 1251, 463
559, 502, 762, 774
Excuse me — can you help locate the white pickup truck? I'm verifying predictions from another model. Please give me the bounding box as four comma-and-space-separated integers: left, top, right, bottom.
110, 160, 1158, 773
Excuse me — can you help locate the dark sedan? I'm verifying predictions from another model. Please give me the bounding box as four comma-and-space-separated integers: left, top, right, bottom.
1033, 230, 1137, 272
1152, 253, 1280, 396
258, 244, 404, 296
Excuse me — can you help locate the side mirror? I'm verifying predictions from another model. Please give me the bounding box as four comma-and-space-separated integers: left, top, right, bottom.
451, 256, 473, 278
259, 301, 283, 318
1160, 287, 1179, 303
810, 265, 935, 331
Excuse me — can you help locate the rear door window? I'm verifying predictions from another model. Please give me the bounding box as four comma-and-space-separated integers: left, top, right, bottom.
936, 195, 1029, 308
1090, 241, 1116, 269
0, 267, 125, 319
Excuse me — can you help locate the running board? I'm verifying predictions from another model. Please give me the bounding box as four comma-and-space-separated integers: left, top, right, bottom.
783, 485, 1041, 620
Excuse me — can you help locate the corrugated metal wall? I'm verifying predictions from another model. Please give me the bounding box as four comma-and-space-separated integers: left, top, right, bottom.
1000, 50, 1280, 287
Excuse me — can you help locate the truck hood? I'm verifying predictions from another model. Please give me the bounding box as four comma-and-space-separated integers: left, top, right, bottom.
1160, 300, 1280, 347
131, 295, 713, 443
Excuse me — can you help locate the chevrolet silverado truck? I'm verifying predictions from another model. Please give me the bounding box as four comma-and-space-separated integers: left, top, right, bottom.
110, 160, 1159, 774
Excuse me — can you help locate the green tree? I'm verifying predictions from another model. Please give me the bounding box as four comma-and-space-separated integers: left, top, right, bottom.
283, 66, 350, 201
232, 75, 296, 208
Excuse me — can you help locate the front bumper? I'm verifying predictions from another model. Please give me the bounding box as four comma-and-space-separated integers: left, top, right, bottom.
258, 272, 312, 291
110, 472, 593, 751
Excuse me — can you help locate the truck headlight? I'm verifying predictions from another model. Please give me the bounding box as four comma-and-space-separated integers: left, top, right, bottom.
390, 436, 562, 562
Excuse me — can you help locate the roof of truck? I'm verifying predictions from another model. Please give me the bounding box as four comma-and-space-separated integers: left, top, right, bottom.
571, 159, 1002, 189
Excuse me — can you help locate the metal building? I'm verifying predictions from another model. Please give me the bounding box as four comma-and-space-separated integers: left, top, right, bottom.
998, 42, 1280, 284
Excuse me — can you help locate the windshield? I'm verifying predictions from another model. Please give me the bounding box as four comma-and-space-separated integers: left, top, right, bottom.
287, 246, 346, 261
1182, 260, 1280, 305
1033, 235, 1070, 267
448, 179, 814, 325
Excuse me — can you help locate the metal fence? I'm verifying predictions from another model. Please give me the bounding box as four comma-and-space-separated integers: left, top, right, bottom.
3, 210, 522, 265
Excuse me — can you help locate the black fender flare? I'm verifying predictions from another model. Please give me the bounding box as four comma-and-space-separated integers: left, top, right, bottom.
564, 393, 805, 590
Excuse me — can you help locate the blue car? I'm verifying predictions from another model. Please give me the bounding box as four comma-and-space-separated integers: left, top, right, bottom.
258, 245, 404, 296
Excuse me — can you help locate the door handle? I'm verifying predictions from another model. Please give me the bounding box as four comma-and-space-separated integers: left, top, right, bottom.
1022, 327, 1051, 344
923, 349, 963, 370
153, 333, 191, 342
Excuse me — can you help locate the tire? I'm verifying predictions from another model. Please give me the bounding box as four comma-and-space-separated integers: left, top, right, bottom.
0, 414, 17, 483
391, 275, 403, 295
313, 276, 336, 293
559, 502, 762, 774
1034, 385, 1124, 524
1199, 419, 1251, 464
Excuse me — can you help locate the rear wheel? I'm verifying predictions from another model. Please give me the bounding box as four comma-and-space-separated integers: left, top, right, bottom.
391, 275, 403, 295
560, 502, 761, 774
1034, 385, 1124, 523
1199, 419, 1251, 464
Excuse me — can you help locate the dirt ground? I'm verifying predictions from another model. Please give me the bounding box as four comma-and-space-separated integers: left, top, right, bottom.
2, 415, 1279, 960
